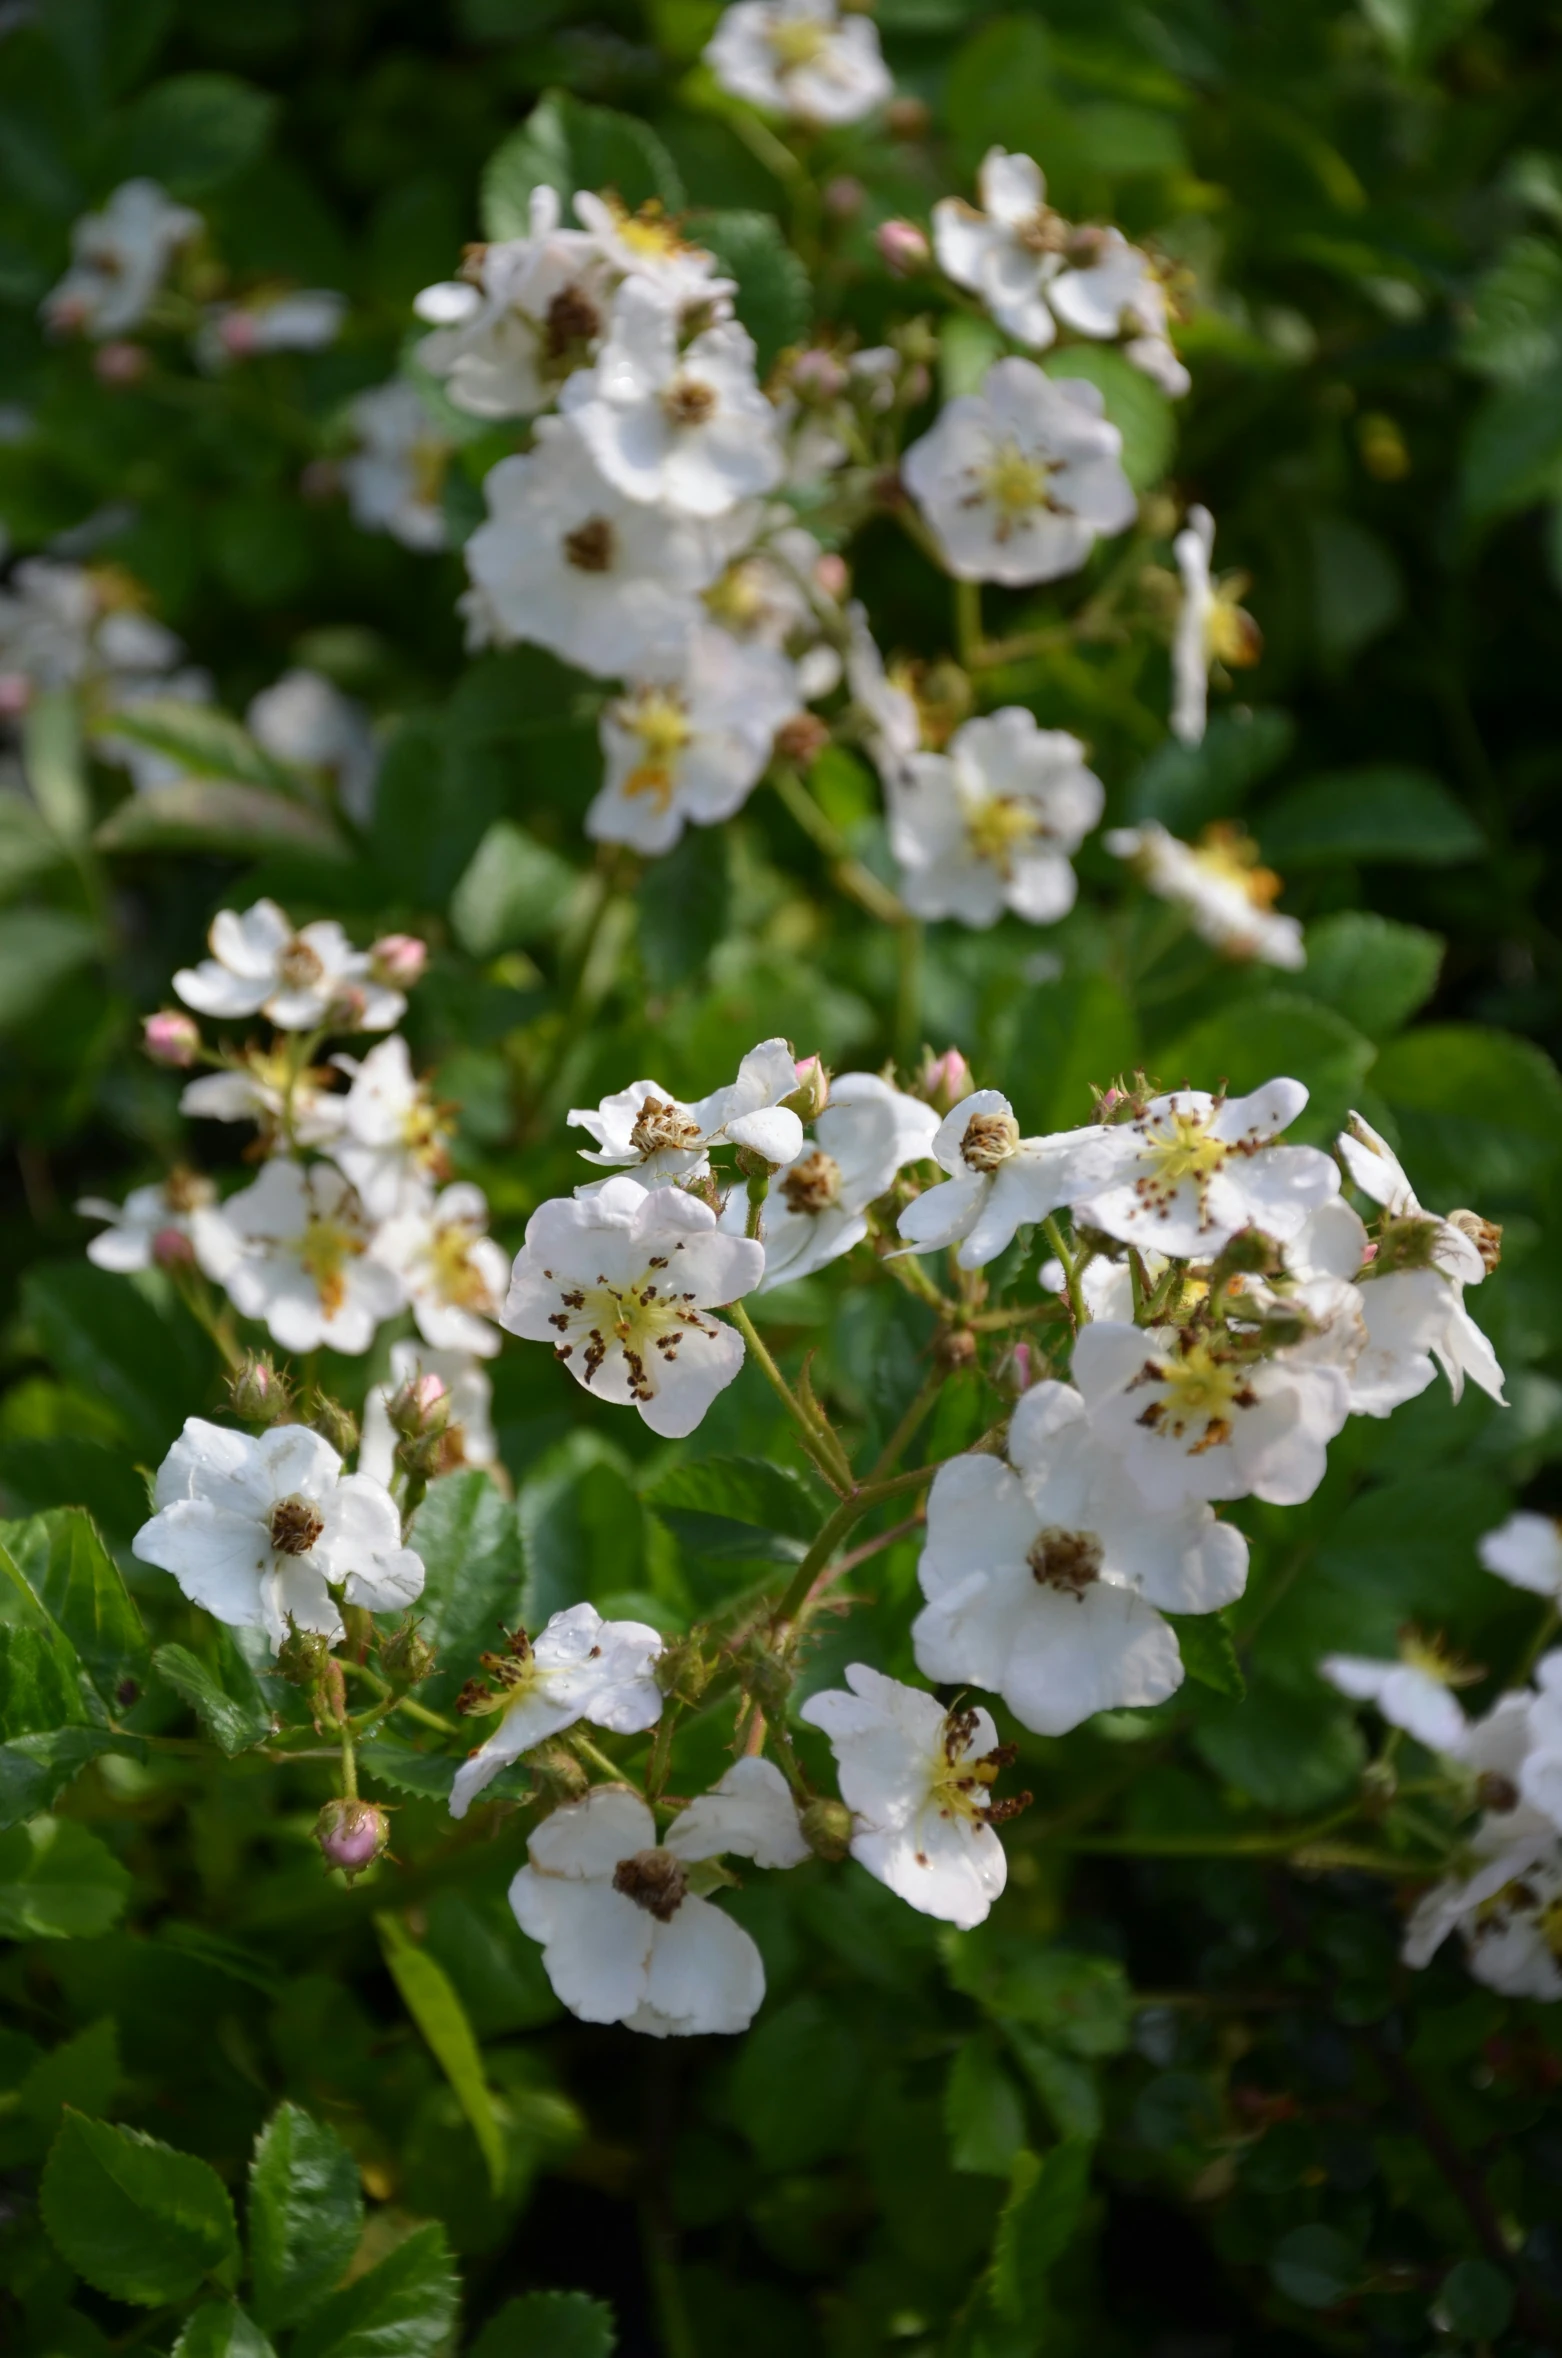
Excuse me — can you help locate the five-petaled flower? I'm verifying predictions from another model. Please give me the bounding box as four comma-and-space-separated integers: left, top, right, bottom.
174, 899, 405, 1033
450, 1603, 666, 1819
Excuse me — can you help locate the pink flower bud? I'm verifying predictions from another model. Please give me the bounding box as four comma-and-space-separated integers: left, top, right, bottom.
314, 1797, 391, 1879
388, 1372, 450, 1441
815, 552, 849, 600
824, 176, 865, 219
0, 673, 33, 719
791, 348, 848, 401
876, 219, 930, 276
143, 1009, 200, 1069
783, 1054, 832, 1122
327, 981, 369, 1030
151, 1226, 195, 1270
370, 933, 427, 989
915, 1047, 972, 1116
1011, 1343, 1032, 1391
94, 342, 149, 387
219, 311, 258, 358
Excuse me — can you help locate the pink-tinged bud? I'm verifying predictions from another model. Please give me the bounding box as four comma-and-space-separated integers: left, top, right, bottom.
94, 341, 149, 387
388, 1372, 450, 1442
815, 552, 849, 600
327, 981, 369, 1030
143, 1009, 201, 1069
876, 219, 930, 276
791, 348, 848, 401
915, 1046, 972, 1116
370, 933, 427, 989
151, 1225, 195, 1269
1360, 1240, 1378, 1264
228, 1351, 293, 1425
824, 175, 865, 219
1008, 1342, 1033, 1393
902, 361, 931, 406
783, 1054, 832, 1122
219, 311, 258, 358
299, 458, 341, 502
315, 1797, 390, 1879
0, 673, 33, 719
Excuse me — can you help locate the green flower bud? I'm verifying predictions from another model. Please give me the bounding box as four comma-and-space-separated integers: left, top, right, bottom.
800, 1797, 853, 1862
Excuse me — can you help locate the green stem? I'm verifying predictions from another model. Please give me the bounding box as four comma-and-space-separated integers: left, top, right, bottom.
573, 1732, 631, 1784
1042, 1214, 1086, 1328
770, 766, 910, 928
1128, 1248, 1149, 1320
895, 919, 924, 1071
391, 1694, 462, 1737
729, 1300, 851, 1492
953, 577, 983, 669
646, 1698, 681, 1802
772, 1462, 937, 1629
869, 1367, 945, 1483
339, 1718, 358, 1803
1516, 1600, 1560, 1683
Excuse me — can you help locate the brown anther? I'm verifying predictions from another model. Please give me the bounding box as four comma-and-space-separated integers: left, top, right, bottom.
629, 1096, 702, 1156
564, 516, 615, 573
278, 937, 325, 991
612, 1847, 689, 1922
781, 1149, 842, 1215
544, 283, 602, 357
662, 376, 718, 428
774, 711, 830, 767
961, 1110, 1019, 1171
1027, 1526, 1103, 1596
1448, 1209, 1503, 1273
1476, 1771, 1520, 1815
269, 1494, 325, 1556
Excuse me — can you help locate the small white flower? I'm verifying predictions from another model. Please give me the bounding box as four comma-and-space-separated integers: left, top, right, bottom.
915, 1380, 1246, 1736
450, 1603, 665, 1819
415, 185, 611, 419
464, 417, 723, 679
1338, 1112, 1506, 1408
342, 383, 451, 553
42, 180, 200, 339
1480, 1512, 1562, 1599
373, 1182, 509, 1358
588, 624, 799, 855
1403, 1846, 1562, 1999
197, 288, 346, 370
570, 1038, 806, 1188
133, 1417, 423, 1653
571, 192, 735, 309
889, 707, 1104, 928
902, 359, 1137, 586
933, 149, 1063, 349
1070, 1081, 1339, 1261
77, 1172, 224, 1276
1168, 509, 1261, 747
327, 1036, 449, 1219
799, 1666, 1014, 1930
202, 1159, 405, 1356
1106, 819, 1302, 969
705, 0, 892, 126
1050, 227, 1188, 397
1279, 1200, 1443, 1419
248, 670, 378, 825
703, 516, 839, 681
562, 279, 783, 519
1321, 1642, 1471, 1756
508, 1780, 771, 2035
360, 1343, 498, 1489
0, 559, 182, 704
748, 1073, 938, 1290
173, 899, 405, 1033
180, 1049, 346, 1152
502, 1175, 763, 1438
896, 1092, 1119, 1271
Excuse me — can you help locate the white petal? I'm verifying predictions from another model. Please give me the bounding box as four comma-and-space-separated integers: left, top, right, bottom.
641, 1896, 766, 2034
666, 1756, 809, 1868
508, 1869, 653, 2023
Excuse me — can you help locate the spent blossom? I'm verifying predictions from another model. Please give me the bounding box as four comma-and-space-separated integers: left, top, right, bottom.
450, 1603, 665, 1819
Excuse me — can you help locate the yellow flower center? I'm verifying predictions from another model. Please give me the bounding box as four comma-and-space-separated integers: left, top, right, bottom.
548, 1260, 717, 1406
425, 1221, 493, 1311
607, 200, 689, 262
1158, 1340, 1244, 1423
705, 561, 767, 631
769, 20, 829, 70
298, 1216, 364, 1319
620, 692, 693, 810
1206, 578, 1262, 669
965, 792, 1040, 873
1145, 1108, 1228, 1188
1132, 1337, 1257, 1456
980, 441, 1052, 518
1190, 822, 1282, 911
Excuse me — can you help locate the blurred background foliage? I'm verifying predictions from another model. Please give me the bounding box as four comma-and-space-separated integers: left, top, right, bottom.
4, 3, 1562, 2355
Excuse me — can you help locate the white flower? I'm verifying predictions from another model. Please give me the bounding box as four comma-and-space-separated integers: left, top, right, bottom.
933, 149, 1063, 349
1106, 819, 1302, 970
0, 560, 182, 704
705, 0, 892, 126
799, 1666, 1014, 1929
360, 1343, 498, 1489
902, 360, 1137, 586
463, 417, 723, 678
1069, 1081, 1339, 1260
508, 1780, 772, 2035
1338, 1112, 1506, 1407
1519, 1653, 1562, 1836
562, 279, 783, 519
326, 1036, 449, 1219
248, 670, 378, 825
342, 383, 451, 553
1072, 1316, 1351, 1510
202, 1159, 405, 1356
660, 1754, 810, 1869
914, 1380, 1246, 1737
197, 289, 346, 370
133, 1417, 423, 1654
501, 1175, 763, 1437
588, 625, 799, 855
449, 1602, 665, 1819
748, 1073, 938, 1290
703, 517, 839, 686
1050, 227, 1188, 397
373, 1182, 509, 1358
1279, 1199, 1442, 1419
42, 180, 199, 338
1321, 1642, 1471, 1756
173, 899, 405, 1033
1403, 1847, 1562, 1999
888, 707, 1104, 928
571, 192, 735, 310
896, 1092, 1118, 1271
415, 185, 610, 419
1168, 508, 1261, 747
1480, 1512, 1562, 1599
77, 1172, 225, 1276
570, 1037, 806, 1187
180, 1049, 346, 1152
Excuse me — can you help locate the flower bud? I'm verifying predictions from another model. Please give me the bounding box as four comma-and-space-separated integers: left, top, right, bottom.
388, 1371, 449, 1440
95, 341, 149, 387
315, 1797, 390, 1879
228, 1351, 294, 1426
774, 711, 831, 769
790, 348, 848, 402
371, 933, 428, 990
815, 552, 849, 600
824, 175, 865, 218
327, 981, 369, 1031
801, 1796, 853, 1861
531, 1741, 589, 1803
1209, 1226, 1285, 1282
936, 1327, 978, 1369
886, 95, 932, 140
151, 1225, 196, 1270
876, 219, 930, 277
1476, 1770, 1520, 1815
997, 1340, 1033, 1396
379, 1616, 436, 1690
913, 1046, 972, 1116
307, 1390, 359, 1457
0, 673, 32, 719
783, 1054, 832, 1122
143, 1009, 201, 1069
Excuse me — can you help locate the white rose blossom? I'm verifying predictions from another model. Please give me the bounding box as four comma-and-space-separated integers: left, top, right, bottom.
1068, 1081, 1339, 1261
415, 184, 611, 419
77, 1172, 226, 1277
745, 1073, 939, 1290
1337, 1112, 1505, 1407
342, 382, 452, 553
327, 1035, 449, 1219
174, 899, 405, 1033
588, 624, 800, 855
509, 1772, 798, 2036
571, 192, 736, 309
1278, 1199, 1442, 1420
846, 602, 921, 788
196, 289, 346, 371
1403, 1847, 1562, 2000
449, 1603, 666, 1819
42, 179, 200, 338
502, 1174, 764, 1437
1321, 1643, 1472, 1756
902, 359, 1137, 586
570, 1037, 806, 1188
133, 1418, 423, 1654
373, 1182, 509, 1358
800, 1666, 1019, 1930
933, 149, 1064, 349
201, 1159, 405, 1356
888, 707, 1104, 928
0, 559, 182, 704
1480, 1512, 1562, 1601
1105, 819, 1303, 971
247, 670, 378, 826
896, 1091, 1120, 1272
360, 1343, 498, 1489
1050, 226, 1189, 397
705, 0, 892, 127
914, 1379, 1247, 1736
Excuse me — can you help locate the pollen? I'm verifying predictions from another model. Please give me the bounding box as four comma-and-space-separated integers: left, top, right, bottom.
768, 19, 829, 70
782, 1149, 842, 1215
298, 1214, 365, 1320
269, 1494, 325, 1556
979, 440, 1053, 519
961, 1110, 1019, 1172
965, 793, 1041, 874
619, 691, 692, 810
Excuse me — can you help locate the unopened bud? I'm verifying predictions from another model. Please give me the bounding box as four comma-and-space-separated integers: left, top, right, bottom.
937, 1327, 978, 1369
95, 340, 149, 387
783, 1054, 831, 1122
886, 95, 932, 139
328, 981, 369, 1031
0, 673, 32, 719
735, 1143, 779, 1180
315, 1797, 390, 1879
1210, 1227, 1284, 1283
228, 1351, 293, 1425
824, 175, 865, 218
876, 219, 930, 277
276, 1624, 332, 1684
531, 1741, 589, 1803
1256, 1310, 1313, 1350
388, 1372, 449, 1440
914, 1046, 972, 1116
815, 552, 849, 600
1476, 1771, 1520, 1815
306, 1390, 358, 1457
1448, 1209, 1502, 1273
997, 1341, 1033, 1396
654, 1635, 713, 1704
379, 1616, 436, 1689
151, 1225, 195, 1269
801, 1796, 853, 1861
790, 348, 848, 402
371, 933, 428, 990
774, 711, 830, 768
143, 1009, 200, 1068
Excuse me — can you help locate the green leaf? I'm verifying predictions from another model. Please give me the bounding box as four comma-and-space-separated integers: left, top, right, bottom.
0, 1536, 97, 1738
290, 2220, 458, 2358
1309, 515, 1403, 660
686, 210, 810, 370
4, 1508, 148, 1701
1437, 2257, 1515, 2339
1460, 234, 1562, 386
0, 906, 99, 1030
1258, 766, 1483, 868
174, 2303, 278, 2358
127, 73, 276, 194
153, 1643, 275, 1758
733, 1995, 863, 2170
1044, 345, 1173, 491
991, 970, 1138, 1133
467, 2292, 617, 2358
24, 690, 91, 841
404, 1472, 525, 1714
40, 2113, 239, 2305
377, 1912, 506, 2196
945, 2035, 1027, 2177
0, 1817, 131, 1940
1001, 2027, 1102, 2141
450, 821, 580, 956
1268, 2222, 1358, 2310
1165, 1613, 1245, 1700
1463, 362, 1562, 520
989, 2140, 1092, 2323
1291, 910, 1443, 1040
358, 1742, 461, 1802
98, 700, 302, 793
482, 90, 683, 240
645, 1454, 819, 1552
947, 1931, 1132, 2059
1124, 706, 1295, 834
248, 2102, 363, 2332
19, 2017, 119, 2138
22, 1261, 216, 1461
97, 782, 346, 859
0, 1729, 133, 1832
0, 788, 68, 904
1158, 993, 1375, 1144
1194, 1688, 1366, 1813
1369, 1025, 1562, 1202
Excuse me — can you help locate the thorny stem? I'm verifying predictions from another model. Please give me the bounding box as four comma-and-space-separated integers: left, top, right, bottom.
1042, 1214, 1086, 1328
772, 1461, 938, 1630
729, 1299, 852, 1492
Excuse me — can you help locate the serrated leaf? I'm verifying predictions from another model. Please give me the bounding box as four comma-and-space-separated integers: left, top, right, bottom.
733, 1995, 862, 2170
359, 1741, 460, 1800
947, 1932, 1131, 2059
377, 1913, 506, 2196
248, 2102, 363, 2332
290, 2221, 458, 2358
1165, 1612, 1245, 1701
3, 1508, 148, 1702
945, 2036, 1027, 2177
0, 1816, 131, 1940
685, 209, 809, 370
482, 90, 682, 240
1369, 1024, 1562, 1202
1159, 993, 1375, 1144
1292, 910, 1442, 1040
19, 2017, 119, 2138
153, 1643, 275, 1757
644, 1455, 820, 1542
40, 2113, 239, 2305
467, 2291, 617, 2358
989, 2140, 1092, 2322
0, 1728, 137, 1832
404, 1472, 525, 1713
1257, 766, 1483, 867
174, 2303, 278, 2358
21, 1261, 216, 1462
0, 1537, 98, 1738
